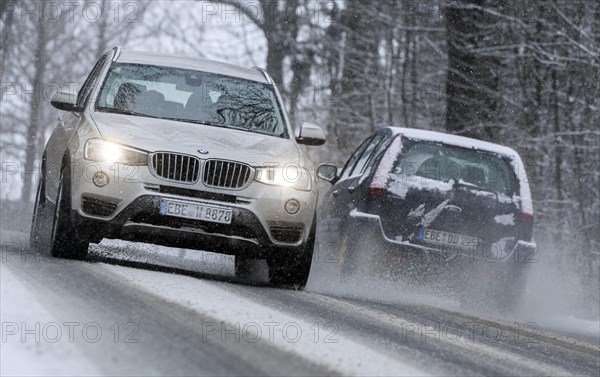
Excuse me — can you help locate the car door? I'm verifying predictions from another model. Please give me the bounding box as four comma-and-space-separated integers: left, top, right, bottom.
316, 134, 386, 262
338, 133, 387, 216
315, 136, 371, 262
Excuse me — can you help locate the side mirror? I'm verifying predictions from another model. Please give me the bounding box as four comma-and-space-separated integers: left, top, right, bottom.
296, 122, 326, 146
51, 90, 82, 112
317, 163, 338, 183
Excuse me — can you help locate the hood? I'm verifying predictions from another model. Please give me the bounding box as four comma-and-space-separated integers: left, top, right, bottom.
90, 112, 301, 165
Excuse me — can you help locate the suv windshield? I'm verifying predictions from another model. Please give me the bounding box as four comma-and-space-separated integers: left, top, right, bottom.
392, 139, 518, 196
96, 63, 288, 138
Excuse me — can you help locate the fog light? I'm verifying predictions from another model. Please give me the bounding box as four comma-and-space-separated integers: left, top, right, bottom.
92, 172, 109, 187
285, 199, 300, 214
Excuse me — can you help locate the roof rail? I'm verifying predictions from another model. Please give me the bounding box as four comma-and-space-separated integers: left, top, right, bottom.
111, 46, 122, 61
253, 67, 274, 85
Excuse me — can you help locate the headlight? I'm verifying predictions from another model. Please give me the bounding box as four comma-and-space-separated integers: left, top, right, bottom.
83, 139, 148, 165
254, 165, 312, 191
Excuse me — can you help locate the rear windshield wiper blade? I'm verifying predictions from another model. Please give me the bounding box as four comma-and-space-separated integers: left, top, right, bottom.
451, 180, 499, 200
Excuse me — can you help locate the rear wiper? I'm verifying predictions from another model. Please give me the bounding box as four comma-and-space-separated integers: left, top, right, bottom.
451, 180, 499, 201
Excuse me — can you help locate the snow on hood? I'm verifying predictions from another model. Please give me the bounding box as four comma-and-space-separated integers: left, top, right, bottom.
90, 112, 301, 165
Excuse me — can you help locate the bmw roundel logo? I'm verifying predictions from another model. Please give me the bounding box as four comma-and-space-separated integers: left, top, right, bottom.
198, 149, 209, 155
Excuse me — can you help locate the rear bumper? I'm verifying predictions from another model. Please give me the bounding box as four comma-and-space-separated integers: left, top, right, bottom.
71, 195, 305, 257
348, 209, 537, 265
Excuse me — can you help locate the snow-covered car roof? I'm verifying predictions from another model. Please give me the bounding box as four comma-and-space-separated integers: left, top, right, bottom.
388, 127, 519, 158
115, 50, 269, 84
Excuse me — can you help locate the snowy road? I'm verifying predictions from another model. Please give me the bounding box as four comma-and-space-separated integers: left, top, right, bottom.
1, 236, 599, 376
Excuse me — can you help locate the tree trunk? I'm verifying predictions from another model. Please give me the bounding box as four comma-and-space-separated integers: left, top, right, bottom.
550, 67, 562, 243
21, 17, 48, 201
445, 0, 500, 139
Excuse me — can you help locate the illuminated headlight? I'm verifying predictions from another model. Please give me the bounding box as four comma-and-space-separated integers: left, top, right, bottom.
254, 166, 312, 191
83, 139, 148, 165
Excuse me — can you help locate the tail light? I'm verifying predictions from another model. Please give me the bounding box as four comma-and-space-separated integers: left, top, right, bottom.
369, 186, 385, 197
522, 212, 534, 223
369, 134, 403, 197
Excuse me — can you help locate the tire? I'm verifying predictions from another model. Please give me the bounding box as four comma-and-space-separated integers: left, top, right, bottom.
46, 167, 89, 259
340, 232, 363, 275
338, 219, 364, 275
339, 224, 380, 277
267, 252, 312, 288
267, 217, 316, 288
461, 263, 528, 314
491, 265, 528, 314
234, 256, 262, 281
30, 176, 52, 251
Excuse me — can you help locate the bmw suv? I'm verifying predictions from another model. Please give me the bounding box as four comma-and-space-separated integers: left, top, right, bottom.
30, 47, 326, 286
314, 127, 537, 308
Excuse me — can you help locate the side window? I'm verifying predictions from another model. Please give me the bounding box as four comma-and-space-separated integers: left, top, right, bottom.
339, 136, 373, 180
77, 54, 110, 108
350, 134, 385, 176
364, 135, 391, 171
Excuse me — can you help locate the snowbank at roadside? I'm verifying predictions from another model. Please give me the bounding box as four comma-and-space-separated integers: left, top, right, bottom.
0, 265, 100, 376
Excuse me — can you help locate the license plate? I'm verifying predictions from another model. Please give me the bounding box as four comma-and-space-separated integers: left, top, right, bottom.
159, 199, 232, 224
418, 228, 480, 249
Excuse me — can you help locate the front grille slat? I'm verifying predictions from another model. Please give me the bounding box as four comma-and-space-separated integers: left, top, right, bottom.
203, 159, 252, 189
167, 154, 171, 179
224, 163, 231, 188
192, 159, 198, 180
236, 165, 243, 187
231, 164, 238, 188
151, 152, 200, 183
160, 155, 164, 177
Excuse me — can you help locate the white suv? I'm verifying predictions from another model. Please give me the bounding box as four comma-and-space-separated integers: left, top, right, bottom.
30, 47, 326, 286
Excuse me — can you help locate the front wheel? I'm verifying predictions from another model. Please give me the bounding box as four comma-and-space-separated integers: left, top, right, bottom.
267, 252, 312, 288
47, 168, 89, 259
267, 220, 316, 288
234, 256, 263, 281
30, 177, 51, 250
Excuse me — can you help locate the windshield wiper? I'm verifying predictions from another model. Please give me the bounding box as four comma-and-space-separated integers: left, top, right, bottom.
163, 117, 227, 128
164, 117, 259, 133
96, 106, 159, 119
96, 109, 285, 138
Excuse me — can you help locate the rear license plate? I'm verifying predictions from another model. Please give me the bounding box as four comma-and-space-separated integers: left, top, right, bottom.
418, 228, 480, 249
159, 199, 232, 224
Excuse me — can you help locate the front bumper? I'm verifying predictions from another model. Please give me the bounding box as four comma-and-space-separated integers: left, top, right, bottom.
69, 161, 316, 256
72, 195, 305, 257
